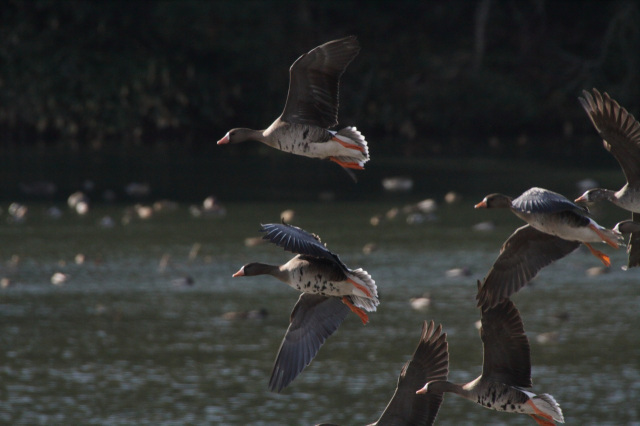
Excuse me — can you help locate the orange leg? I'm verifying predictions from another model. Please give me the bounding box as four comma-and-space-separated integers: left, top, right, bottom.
342, 297, 369, 325
330, 157, 364, 170
347, 278, 372, 298
331, 137, 365, 152
529, 414, 555, 426
527, 401, 556, 425
584, 243, 611, 267
588, 224, 619, 248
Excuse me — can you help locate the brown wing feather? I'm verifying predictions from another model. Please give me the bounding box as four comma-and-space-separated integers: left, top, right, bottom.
280, 36, 360, 128
480, 300, 532, 388
580, 88, 640, 185
476, 225, 580, 310
374, 321, 449, 426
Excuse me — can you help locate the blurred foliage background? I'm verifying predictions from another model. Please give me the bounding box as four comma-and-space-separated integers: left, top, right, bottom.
1, 0, 639, 201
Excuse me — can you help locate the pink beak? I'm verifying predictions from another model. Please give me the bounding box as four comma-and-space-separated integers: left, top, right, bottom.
232, 267, 245, 277
217, 133, 230, 145
416, 384, 429, 394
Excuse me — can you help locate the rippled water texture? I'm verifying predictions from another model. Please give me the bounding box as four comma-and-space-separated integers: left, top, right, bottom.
0, 200, 638, 424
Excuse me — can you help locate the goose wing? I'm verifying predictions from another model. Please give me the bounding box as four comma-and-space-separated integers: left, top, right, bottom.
261, 222, 347, 270
580, 89, 640, 186
480, 299, 532, 388
374, 321, 449, 426
477, 225, 580, 310
280, 36, 360, 128
269, 294, 350, 393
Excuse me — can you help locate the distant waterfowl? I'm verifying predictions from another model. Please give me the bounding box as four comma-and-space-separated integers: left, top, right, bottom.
362, 242, 378, 255
171, 275, 195, 287
476, 224, 580, 310
134, 204, 153, 219
417, 297, 565, 425
221, 308, 268, 321
217, 36, 369, 173
444, 191, 462, 204
475, 187, 621, 267
152, 199, 179, 212
67, 191, 85, 208
410, 293, 431, 312
382, 176, 413, 192
46, 206, 63, 219
535, 331, 561, 345
232, 222, 378, 392
318, 321, 448, 426
575, 88, 640, 267
51, 272, 69, 286
585, 265, 609, 276
445, 267, 472, 278
124, 182, 150, 198
8, 202, 28, 222
472, 220, 495, 232
202, 196, 226, 216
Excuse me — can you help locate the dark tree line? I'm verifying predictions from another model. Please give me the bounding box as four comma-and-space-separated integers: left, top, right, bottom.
1, 0, 639, 163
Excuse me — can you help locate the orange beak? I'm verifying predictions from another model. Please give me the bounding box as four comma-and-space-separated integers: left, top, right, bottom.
232, 267, 245, 277
217, 133, 230, 145
474, 200, 487, 209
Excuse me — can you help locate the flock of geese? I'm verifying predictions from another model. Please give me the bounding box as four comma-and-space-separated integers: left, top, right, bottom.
217, 36, 640, 425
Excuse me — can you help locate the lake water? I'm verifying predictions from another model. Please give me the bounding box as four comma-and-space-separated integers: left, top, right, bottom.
0, 199, 638, 425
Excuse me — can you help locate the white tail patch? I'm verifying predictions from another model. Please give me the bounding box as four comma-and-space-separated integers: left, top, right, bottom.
589, 218, 623, 247
330, 126, 370, 165
533, 393, 565, 423
347, 268, 379, 312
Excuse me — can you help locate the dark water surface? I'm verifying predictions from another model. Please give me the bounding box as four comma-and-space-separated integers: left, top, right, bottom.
0, 200, 638, 425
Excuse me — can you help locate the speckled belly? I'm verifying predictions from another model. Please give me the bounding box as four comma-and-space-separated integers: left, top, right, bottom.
287, 267, 349, 297
477, 383, 531, 414
270, 124, 333, 158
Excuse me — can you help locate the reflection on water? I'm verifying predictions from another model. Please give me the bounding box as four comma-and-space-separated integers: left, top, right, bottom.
0, 200, 638, 424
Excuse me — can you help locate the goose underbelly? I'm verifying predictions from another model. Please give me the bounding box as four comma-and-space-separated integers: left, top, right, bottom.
526, 216, 602, 243
288, 271, 351, 297
278, 138, 357, 159
614, 195, 640, 213
476, 383, 531, 414
268, 125, 364, 160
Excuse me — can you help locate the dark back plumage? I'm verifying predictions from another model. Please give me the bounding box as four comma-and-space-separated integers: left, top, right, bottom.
579, 88, 640, 185
476, 225, 580, 310
261, 222, 348, 271
374, 321, 449, 426
480, 299, 532, 388
512, 187, 587, 215
280, 36, 360, 128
